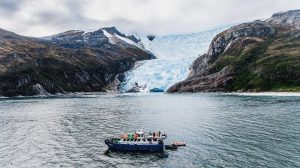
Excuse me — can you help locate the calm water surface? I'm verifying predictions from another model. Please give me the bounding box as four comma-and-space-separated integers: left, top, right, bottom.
0, 93, 299, 168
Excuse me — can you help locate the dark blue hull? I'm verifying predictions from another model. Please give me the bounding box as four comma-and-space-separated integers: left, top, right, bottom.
105, 140, 164, 152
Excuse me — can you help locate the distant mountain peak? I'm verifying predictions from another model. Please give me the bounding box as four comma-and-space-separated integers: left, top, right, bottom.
0, 28, 21, 39
101, 27, 121, 35
101, 27, 141, 43
271, 9, 300, 17
40, 26, 143, 49
270, 9, 300, 28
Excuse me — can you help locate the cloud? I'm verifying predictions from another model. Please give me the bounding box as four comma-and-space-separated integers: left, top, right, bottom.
0, 0, 23, 13
0, 0, 299, 36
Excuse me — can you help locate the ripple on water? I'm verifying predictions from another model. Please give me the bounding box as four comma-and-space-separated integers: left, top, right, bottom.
0, 93, 299, 167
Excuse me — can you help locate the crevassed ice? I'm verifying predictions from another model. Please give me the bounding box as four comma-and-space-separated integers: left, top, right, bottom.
121, 25, 231, 92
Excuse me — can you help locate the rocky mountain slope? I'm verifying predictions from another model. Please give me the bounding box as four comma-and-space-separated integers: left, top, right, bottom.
0, 27, 154, 97
168, 10, 300, 93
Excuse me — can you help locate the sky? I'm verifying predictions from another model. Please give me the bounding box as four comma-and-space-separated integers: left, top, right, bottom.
0, 0, 300, 37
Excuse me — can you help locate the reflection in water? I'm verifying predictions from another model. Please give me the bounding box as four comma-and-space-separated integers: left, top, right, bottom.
0, 93, 299, 168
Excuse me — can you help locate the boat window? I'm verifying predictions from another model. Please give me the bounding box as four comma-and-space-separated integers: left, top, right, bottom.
138, 139, 141, 141
134, 139, 137, 141
143, 139, 146, 141
153, 138, 157, 141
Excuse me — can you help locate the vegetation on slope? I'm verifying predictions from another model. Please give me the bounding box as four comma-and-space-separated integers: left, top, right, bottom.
168, 10, 300, 93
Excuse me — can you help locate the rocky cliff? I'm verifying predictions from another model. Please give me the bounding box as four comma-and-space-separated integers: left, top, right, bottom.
168, 10, 300, 93
0, 27, 154, 97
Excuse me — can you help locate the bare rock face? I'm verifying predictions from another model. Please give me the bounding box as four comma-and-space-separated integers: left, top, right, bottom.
269, 10, 300, 29
168, 66, 234, 92
207, 21, 275, 60
0, 27, 154, 97
168, 10, 300, 93
147, 35, 156, 41
31, 84, 51, 96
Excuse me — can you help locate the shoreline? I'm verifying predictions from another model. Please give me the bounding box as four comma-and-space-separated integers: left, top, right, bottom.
1, 91, 300, 99
225, 92, 300, 97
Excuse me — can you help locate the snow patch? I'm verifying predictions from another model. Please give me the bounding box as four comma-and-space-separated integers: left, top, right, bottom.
103, 30, 116, 44
83, 28, 98, 34
103, 30, 141, 48
115, 34, 142, 48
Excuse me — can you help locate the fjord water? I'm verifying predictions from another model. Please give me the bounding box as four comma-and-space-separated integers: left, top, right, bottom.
0, 93, 299, 168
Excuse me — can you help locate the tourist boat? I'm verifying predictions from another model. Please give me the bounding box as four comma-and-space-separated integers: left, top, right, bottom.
105, 129, 167, 152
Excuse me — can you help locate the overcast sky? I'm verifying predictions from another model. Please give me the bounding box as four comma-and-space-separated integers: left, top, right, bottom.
0, 0, 300, 37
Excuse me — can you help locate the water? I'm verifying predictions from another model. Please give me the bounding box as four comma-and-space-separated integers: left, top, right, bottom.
121, 25, 231, 92
0, 93, 299, 168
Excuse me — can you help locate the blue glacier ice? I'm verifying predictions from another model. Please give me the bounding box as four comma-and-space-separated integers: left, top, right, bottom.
121, 25, 232, 92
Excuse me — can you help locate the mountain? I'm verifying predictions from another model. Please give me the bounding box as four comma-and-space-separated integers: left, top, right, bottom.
0, 27, 154, 97
120, 25, 230, 92
168, 10, 300, 93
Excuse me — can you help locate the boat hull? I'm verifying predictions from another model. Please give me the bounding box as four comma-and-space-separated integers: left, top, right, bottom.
105, 140, 164, 152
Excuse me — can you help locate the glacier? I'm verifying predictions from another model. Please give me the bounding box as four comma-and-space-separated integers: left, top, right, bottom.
121, 25, 231, 92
